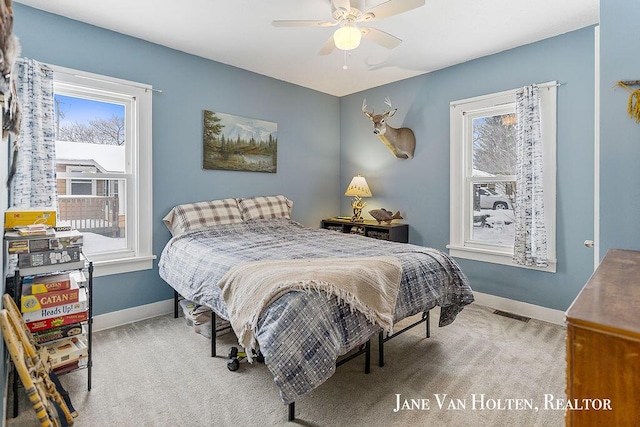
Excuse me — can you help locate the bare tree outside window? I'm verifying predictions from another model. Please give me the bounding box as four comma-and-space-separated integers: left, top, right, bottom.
55, 95, 124, 145
473, 115, 516, 176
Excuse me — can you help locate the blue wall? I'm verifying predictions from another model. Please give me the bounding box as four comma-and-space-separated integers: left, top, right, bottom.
599, 0, 640, 258
341, 27, 597, 311
13, 4, 342, 315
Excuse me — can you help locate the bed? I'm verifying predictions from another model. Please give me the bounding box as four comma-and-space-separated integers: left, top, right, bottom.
158, 195, 474, 419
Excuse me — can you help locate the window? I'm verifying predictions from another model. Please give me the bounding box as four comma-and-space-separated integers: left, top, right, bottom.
448, 84, 557, 271
52, 65, 154, 276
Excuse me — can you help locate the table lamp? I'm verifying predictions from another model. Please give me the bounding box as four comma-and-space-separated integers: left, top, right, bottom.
344, 175, 372, 222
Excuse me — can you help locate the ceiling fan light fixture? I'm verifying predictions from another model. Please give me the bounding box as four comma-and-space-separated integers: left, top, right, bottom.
334, 23, 361, 50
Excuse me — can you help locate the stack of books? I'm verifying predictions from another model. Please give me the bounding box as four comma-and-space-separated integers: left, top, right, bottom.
12, 224, 55, 237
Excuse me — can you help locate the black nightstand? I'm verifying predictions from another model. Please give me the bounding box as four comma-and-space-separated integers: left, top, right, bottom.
320, 218, 408, 243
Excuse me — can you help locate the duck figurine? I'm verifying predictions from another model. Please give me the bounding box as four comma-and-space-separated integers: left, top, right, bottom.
369, 208, 403, 224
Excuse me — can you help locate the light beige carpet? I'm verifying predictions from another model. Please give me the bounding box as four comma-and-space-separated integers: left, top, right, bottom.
6, 303, 566, 427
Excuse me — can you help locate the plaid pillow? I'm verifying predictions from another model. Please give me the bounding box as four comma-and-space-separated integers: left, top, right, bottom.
237, 195, 293, 221
163, 198, 243, 236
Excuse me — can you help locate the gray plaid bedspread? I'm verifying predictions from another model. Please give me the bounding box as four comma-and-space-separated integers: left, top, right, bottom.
159, 218, 474, 404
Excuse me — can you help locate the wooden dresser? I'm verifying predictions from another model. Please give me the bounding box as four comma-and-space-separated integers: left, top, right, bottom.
565, 249, 640, 426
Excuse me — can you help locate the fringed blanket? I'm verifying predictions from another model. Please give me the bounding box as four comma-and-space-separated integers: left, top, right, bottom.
218, 256, 402, 352
160, 218, 474, 403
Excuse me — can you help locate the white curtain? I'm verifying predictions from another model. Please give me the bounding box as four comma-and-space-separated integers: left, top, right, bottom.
513, 85, 548, 268
9, 58, 57, 208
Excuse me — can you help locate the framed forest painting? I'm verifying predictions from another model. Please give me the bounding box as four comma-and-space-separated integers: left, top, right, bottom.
203, 110, 278, 173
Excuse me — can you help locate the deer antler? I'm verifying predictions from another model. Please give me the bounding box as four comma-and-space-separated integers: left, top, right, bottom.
384, 97, 393, 110
362, 98, 373, 118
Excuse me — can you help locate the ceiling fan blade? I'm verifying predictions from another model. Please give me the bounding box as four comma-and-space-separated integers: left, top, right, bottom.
318, 36, 337, 56
360, 0, 425, 22
272, 20, 337, 28
332, 0, 351, 13
361, 27, 402, 49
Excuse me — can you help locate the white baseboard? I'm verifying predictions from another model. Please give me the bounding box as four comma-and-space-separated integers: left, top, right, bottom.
472, 291, 566, 326
92, 292, 565, 333
93, 298, 174, 332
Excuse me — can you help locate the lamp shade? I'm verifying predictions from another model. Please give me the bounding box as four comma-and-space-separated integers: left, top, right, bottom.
344, 175, 372, 197
334, 23, 362, 51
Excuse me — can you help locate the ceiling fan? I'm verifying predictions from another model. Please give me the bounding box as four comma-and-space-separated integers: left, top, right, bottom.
272, 0, 426, 55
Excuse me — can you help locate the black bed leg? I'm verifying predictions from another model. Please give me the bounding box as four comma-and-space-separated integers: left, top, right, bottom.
425, 311, 430, 338
211, 311, 217, 357
288, 402, 295, 421
174, 290, 179, 318
378, 331, 385, 367
365, 339, 371, 374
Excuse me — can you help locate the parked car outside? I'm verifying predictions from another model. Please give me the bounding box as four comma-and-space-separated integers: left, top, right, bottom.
479, 187, 512, 210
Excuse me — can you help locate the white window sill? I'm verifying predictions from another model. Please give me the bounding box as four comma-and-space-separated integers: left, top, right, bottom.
90, 255, 156, 277
447, 244, 557, 273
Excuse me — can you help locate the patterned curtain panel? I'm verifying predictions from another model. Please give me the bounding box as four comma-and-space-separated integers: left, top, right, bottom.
10, 58, 57, 209
513, 85, 548, 268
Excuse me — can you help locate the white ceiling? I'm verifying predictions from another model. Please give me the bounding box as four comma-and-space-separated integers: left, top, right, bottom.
15, 0, 599, 97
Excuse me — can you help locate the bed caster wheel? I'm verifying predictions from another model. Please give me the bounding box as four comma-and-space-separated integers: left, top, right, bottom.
228, 346, 238, 359
227, 358, 240, 371
227, 347, 240, 371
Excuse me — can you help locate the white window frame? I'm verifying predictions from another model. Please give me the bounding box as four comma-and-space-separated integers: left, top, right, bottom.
448, 83, 557, 272
52, 65, 155, 277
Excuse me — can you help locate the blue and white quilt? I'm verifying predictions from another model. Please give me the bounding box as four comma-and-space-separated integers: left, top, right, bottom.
159, 218, 474, 404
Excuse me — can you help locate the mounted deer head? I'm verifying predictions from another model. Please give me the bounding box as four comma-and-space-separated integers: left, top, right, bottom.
362, 97, 416, 159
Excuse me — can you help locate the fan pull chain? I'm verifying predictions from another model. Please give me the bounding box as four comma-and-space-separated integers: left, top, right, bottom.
342, 51, 353, 70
